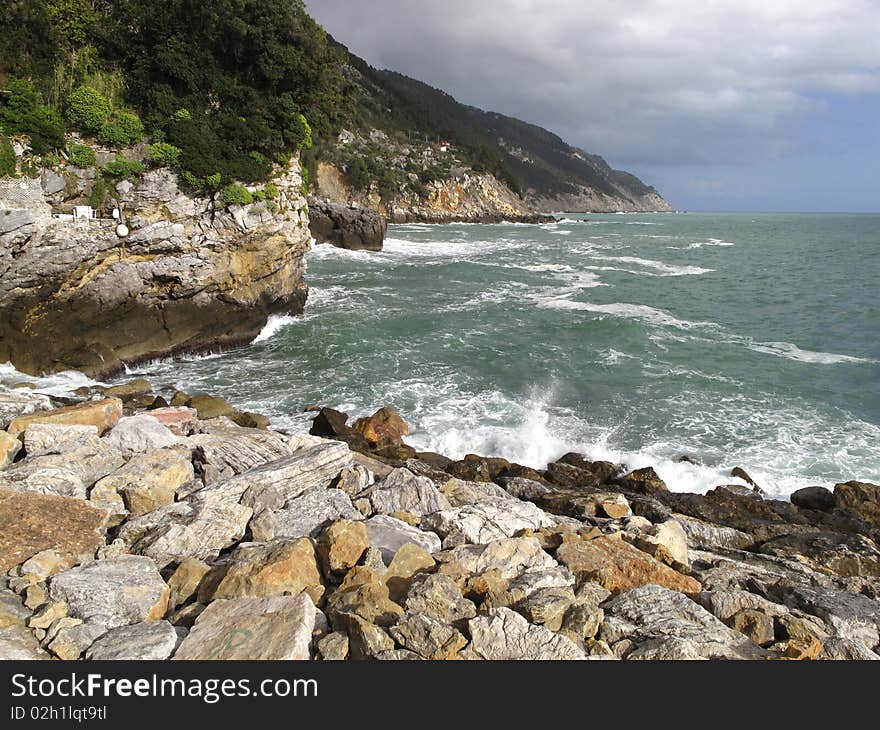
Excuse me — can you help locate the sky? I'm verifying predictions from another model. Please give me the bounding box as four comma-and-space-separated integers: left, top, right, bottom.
306, 0, 880, 212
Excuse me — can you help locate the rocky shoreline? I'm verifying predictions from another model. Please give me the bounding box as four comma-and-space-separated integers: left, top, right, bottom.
1, 377, 878, 661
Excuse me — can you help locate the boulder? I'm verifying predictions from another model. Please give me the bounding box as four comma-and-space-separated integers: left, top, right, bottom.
7, 398, 122, 438
0, 491, 107, 573
727, 609, 775, 646
777, 584, 880, 650
49, 555, 170, 631
0, 434, 124, 500
821, 637, 880, 661
0, 431, 21, 469
336, 613, 395, 660
791, 487, 836, 512
149, 407, 199, 437
250, 489, 362, 541
496, 476, 554, 501
422, 498, 554, 545
21, 423, 98, 455
439, 478, 510, 506
166, 558, 211, 610
364, 515, 442, 563
93, 446, 194, 518
85, 620, 179, 660
674, 514, 754, 551
555, 535, 701, 595
601, 584, 767, 660
369, 468, 451, 517
187, 395, 235, 420
325, 567, 403, 627
389, 612, 467, 660
231, 411, 270, 430
308, 201, 387, 252
189, 429, 293, 479
200, 538, 324, 605
439, 537, 559, 583
465, 607, 585, 660
173, 593, 316, 660
316, 520, 370, 579
612, 467, 668, 495
834, 481, 880, 525
317, 632, 349, 660
0, 624, 48, 660
352, 407, 409, 447
385, 544, 436, 603
515, 586, 576, 631
99, 379, 152, 400
403, 573, 476, 626
0, 389, 51, 430
104, 414, 184, 459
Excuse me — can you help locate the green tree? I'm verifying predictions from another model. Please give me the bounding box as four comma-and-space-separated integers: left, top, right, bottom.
0, 137, 17, 177
0, 79, 66, 153
99, 110, 144, 147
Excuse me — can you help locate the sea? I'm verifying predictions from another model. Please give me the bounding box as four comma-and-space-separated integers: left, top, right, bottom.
8, 212, 879, 499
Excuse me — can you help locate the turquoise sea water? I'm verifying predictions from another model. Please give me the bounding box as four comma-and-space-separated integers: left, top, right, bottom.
133, 213, 879, 498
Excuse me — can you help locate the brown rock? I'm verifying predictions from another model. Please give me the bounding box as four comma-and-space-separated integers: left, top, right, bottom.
336, 612, 395, 659
0, 491, 106, 573
555, 535, 701, 595
0, 431, 21, 469
100, 379, 153, 400
384, 544, 436, 603
201, 538, 324, 606
149, 407, 199, 436
316, 520, 369, 579
325, 567, 403, 627
167, 558, 211, 610
7, 398, 123, 438
613, 467, 668, 495
231, 411, 270, 430
834, 481, 880, 525
352, 407, 409, 447
188, 395, 235, 421
779, 635, 824, 660
727, 609, 775, 646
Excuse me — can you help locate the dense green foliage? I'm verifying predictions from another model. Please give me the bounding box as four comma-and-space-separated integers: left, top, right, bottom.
67, 142, 96, 167
220, 183, 253, 206
103, 153, 145, 181
144, 142, 182, 168
0, 137, 16, 176
1, 0, 351, 186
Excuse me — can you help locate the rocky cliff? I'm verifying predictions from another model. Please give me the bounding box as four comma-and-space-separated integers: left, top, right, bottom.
0, 160, 312, 377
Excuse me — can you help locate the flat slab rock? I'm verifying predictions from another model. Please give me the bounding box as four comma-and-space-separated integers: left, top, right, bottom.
173, 593, 316, 660
0, 490, 107, 573
85, 620, 180, 660
250, 488, 362, 541
464, 607, 585, 660
0, 389, 52, 430
7, 398, 122, 438
49, 555, 170, 631
601, 584, 767, 660
423, 497, 554, 545
369, 468, 451, 517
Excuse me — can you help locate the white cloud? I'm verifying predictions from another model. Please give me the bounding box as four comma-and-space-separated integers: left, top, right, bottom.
307, 0, 880, 165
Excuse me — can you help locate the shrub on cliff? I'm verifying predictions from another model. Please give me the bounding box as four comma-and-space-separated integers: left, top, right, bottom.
99, 111, 145, 147
0, 137, 16, 177
103, 153, 145, 181
67, 143, 96, 168
65, 85, 112, 134
0, 79, 66, 154
220, 183, 253, 207
144, 142, 182, 168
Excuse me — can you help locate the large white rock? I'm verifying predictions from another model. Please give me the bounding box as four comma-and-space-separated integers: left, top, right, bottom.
465, 607, 585, 660
369, 468, 451, 517
422, 497, 554, 545
250, 488, 362, 541
364, 515, 442, 563
173, 593, 316, 660
442, 537, 559, 581
49, 555, 170, 631
105, 414, 185, 459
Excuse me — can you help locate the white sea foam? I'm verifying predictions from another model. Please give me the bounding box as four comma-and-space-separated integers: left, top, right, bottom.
589, 255, 714, 276
0, 362, 107, 394
253, 315, 297, 343
747, 341, 877, 365
537, 299, 715, 331
688, 238, 735, 249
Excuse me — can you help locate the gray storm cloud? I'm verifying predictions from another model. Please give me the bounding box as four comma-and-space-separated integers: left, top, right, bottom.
306, 0, 880, 167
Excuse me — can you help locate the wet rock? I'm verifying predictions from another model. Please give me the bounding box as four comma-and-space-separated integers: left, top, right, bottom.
389, 612, 467, 660
231, 411, 270, 430
187, 395, 235, 421
555, 454, 622, 483
173, 593, 316, 660
404, 573, 476, 626
94, 446, 194, 518
200, 538, 324, 606
834, 481, 880, 526
7, 398, 122, 438
85, 620, 179, 660
369, 468, 451, 517
353, 407, 409, 447
556, 535, 701, 595
423, 498, 554, 545
309, 201, 387, 252
731, 467, 762, 491
49, 555, 170, 631
0, 491, 106, 573
612, 467, 668, 495
601, 584, 766, 660
546, 461, 602, 489
105, 414, 184, 459
791, 487, 836, 512
99, 379, 153, 400
316, 520, 370, 579
465, 607, 585, 660
250, 489, 362, 541
364, 515, 442, 563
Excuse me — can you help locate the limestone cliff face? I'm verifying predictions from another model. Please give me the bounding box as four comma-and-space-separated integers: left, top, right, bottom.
527, 187, 675, 214
315, 162, 550, 224
0, 162, 312, 377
